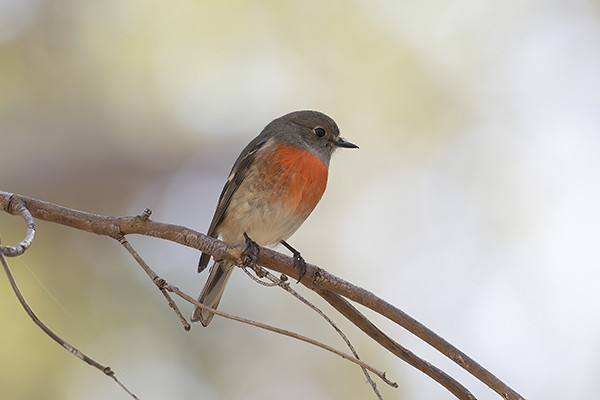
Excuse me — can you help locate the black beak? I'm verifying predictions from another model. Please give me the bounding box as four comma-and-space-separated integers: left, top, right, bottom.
335, 137, 359, 149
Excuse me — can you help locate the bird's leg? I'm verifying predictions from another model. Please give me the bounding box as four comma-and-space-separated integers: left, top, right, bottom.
280, 240, 307, 283
242, 232, 260, 268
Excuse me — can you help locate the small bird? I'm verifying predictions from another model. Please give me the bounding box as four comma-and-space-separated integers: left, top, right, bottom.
192, 110, 358, 326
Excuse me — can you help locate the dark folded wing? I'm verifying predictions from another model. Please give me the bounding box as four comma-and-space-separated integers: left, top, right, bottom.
198, 137, 269, 272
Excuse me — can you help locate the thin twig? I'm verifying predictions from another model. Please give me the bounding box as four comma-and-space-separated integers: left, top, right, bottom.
242, 266, 279, 286
163, 281, 398, 387
0, 251, 140, 399
112, 231, 394, 388
318, 289, 477, 400
116, 234, 190, 331
308, 270, 520, 400
278, 280, 385, 399
244, 266, 385, 399
255, 250, 524, 400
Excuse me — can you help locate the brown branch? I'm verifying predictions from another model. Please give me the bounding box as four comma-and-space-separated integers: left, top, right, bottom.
113, 227, 395, 387
0, 190, 526, 400
160, 280, 397, 386
255, 244, 526, 400
318, 289, 475, 400
243, 265, 385, 399
116, 233, 191, 331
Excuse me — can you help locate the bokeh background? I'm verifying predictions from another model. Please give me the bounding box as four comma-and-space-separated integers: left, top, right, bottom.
2, 1, 600, 399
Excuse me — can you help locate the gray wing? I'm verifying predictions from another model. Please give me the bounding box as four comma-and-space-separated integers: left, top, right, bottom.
198, 137, 269, 273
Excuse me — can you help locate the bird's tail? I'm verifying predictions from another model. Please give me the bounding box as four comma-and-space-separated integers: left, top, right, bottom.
191, 261, 235, 326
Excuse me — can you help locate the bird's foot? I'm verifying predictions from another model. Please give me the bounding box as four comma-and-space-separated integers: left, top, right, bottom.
292, 253, 307, 283
280, 240, 307, 283
242, 232, 260, 268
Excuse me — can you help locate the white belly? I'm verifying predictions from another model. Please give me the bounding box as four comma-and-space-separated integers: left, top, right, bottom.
217, 197, 309, 246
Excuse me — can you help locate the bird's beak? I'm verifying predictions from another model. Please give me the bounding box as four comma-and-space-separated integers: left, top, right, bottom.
335, 137, 359, 149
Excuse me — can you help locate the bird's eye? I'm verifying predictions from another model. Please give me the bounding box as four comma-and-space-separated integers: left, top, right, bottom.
314, 127, 326, 137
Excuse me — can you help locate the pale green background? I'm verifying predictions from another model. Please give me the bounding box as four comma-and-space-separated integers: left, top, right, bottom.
2, 1, 599, 399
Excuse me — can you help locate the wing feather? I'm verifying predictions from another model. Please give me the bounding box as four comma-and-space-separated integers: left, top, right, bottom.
198, 137, 269, 272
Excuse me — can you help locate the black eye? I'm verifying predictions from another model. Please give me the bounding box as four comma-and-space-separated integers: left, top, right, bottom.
314, 127, 326, 137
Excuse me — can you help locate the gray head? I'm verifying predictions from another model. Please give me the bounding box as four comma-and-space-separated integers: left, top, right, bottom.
261, 110, 358, 164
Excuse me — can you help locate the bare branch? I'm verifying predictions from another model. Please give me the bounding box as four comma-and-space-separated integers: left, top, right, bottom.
0, 250, 140, 399
115, 225, 396, 389
244, 266, 385, 399
0, 190, 526, 400
116, 234, 191, 331
257, 249, 525, 400
318, 289, 475, 400
161, 281, 397, 387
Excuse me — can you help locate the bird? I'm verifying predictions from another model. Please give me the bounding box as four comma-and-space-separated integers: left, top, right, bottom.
191, 110, 358, 326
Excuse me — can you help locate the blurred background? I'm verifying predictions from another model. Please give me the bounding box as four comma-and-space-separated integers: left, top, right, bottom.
1, 0, 599, 399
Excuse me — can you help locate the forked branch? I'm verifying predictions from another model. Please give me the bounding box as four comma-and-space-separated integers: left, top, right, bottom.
0, 190, 526, 400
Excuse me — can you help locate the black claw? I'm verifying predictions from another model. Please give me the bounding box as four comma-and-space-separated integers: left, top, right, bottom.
242, 232, 260, 268
280, 240, 307, 283
293, 253, 307, 283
